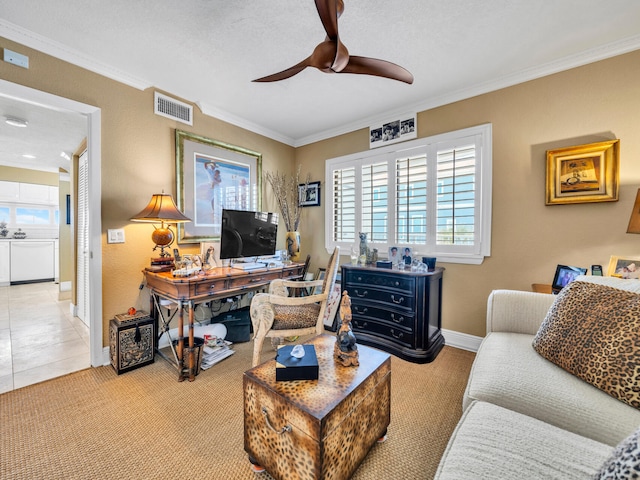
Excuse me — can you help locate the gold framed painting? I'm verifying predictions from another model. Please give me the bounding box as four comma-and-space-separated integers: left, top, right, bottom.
545, 139, 619, 205
607, 255, 640, 279
175, 130, 262, 243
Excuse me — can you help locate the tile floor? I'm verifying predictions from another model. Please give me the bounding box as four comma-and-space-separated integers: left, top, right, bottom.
0, 282, 90, 394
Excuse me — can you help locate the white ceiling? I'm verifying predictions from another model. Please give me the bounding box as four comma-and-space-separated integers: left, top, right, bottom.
1, 0, 640, 172
0, 95, 86, 173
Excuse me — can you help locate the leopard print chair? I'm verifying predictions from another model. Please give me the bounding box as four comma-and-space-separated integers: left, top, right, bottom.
250, 247, 340, 366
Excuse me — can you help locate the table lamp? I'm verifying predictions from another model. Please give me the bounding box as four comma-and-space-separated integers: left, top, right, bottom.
627, 188, 640, 234
131, 193, 191, 257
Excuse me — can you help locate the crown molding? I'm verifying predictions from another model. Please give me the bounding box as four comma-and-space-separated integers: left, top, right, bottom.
197, 101, 295, 146
294, 33, 640, 147
0, 19, 297, 146
3, 18, 639, 149
0, 19, 150, 91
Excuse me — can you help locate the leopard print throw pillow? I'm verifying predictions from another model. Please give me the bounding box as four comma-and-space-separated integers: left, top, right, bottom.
593, 426, 640, 479
532, 281, 640, 409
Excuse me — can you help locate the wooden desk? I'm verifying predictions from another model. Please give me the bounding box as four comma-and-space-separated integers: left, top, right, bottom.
531, 283, 553, 294
144, 263, 304, 381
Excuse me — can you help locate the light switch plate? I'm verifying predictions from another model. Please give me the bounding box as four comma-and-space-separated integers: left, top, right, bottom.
107, 229, 125, 244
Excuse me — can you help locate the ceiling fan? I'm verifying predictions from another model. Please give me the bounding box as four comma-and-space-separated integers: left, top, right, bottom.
253, 0, 414, 84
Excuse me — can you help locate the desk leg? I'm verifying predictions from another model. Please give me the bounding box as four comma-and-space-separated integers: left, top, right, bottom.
177, 300, 185, 382
187, 300, 196, 382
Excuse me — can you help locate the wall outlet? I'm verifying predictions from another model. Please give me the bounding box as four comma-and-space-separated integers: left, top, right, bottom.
107, 229, 125, 244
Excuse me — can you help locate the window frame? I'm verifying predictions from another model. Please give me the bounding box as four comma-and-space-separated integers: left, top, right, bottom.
324, 123, 492, 265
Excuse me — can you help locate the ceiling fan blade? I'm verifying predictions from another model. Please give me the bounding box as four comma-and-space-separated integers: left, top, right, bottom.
252, 58, 311, 82
314, 0, 343, 40
331, 37, 349, 72
341, 56, 414, 84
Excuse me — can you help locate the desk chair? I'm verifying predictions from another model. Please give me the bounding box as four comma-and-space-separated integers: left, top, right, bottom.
293, 254, 312, 296
250, 247, 340, 366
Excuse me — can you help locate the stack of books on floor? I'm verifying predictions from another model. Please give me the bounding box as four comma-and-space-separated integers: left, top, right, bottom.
201, 339, 235, 370
145, 257, 175, 273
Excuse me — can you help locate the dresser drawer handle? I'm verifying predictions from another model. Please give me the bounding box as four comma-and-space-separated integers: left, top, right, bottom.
390, 295, 405, 304
261, 406, 291, 435
354, 320, 368, 328
354, 289, 368, 298
354, 306, 368, 315
390, 329, 404, 339
390, 313, 404, 323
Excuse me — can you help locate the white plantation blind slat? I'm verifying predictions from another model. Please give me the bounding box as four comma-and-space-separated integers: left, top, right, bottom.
436, 144, 476, 245
396, 154, 427, 245
332, 167, 356, 242
362, 162, 388, 243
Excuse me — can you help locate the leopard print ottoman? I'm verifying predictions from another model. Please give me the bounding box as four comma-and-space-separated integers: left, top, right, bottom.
243, 334, 391, 480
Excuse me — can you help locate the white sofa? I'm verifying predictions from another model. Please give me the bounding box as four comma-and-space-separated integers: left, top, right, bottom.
435, 276, 640, 479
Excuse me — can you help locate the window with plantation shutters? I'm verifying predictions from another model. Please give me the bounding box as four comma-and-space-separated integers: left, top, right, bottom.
326, 124, 492, 265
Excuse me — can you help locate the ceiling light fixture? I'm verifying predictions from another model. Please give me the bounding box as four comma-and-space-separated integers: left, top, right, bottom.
60, 152, 71, 161
5, 116, 28, 128
22, 154, 36, 159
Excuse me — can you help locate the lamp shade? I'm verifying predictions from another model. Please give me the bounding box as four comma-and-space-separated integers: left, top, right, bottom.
130, 193, 191, 223
131, 193, 191, 258
627, 188, 640, 234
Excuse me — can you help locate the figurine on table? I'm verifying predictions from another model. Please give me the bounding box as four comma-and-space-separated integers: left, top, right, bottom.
334, 291, 359, 367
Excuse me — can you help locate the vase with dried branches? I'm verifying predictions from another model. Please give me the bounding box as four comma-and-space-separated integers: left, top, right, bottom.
264, 168, 309, 261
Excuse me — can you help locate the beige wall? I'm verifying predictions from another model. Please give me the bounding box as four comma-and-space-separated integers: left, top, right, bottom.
1, 36, 295, 347
297, 50, 640, 337
2, 34, 639, 343
0, 166, 58, 185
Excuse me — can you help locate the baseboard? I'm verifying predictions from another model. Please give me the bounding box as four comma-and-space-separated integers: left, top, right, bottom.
102, 347, 110, 366
442, 328, 482, 353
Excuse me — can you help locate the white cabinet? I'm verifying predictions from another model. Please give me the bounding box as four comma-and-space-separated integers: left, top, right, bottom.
10, 240, 55, 283
0, 241, 9, 286
0, 181, 19, 202
19, 183, 58, 205
0, 181, 58, 205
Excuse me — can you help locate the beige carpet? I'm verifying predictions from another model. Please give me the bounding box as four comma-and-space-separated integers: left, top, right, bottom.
0, 337, 475, 480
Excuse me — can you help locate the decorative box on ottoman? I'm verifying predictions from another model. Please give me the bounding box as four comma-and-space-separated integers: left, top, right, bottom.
243, 334, 391, 480
275, 344, 319, 381
109, 311, 155, 374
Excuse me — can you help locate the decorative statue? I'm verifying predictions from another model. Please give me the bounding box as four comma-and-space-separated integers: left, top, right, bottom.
359, 232, 377, 265
359, 232, 370, 259
334, 291, 359, 367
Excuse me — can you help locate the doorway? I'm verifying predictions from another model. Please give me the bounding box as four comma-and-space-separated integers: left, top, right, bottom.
0, 79, 102, 375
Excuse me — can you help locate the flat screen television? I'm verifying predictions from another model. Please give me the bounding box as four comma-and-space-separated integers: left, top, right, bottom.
219, 209, 279, 260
